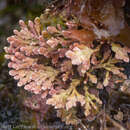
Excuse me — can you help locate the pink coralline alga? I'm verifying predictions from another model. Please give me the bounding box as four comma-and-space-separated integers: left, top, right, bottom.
4, 14, 130, 125
4, 17, 60, 96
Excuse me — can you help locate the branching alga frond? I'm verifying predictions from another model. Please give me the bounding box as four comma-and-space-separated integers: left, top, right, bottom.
4, 12, 130, 126
47, 79, 86, 110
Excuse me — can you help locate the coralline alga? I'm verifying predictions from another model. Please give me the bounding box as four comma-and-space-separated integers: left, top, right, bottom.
4, 13, 130, 125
